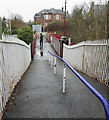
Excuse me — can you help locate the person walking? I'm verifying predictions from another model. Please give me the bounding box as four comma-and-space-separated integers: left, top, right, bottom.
40, 33, 43, 49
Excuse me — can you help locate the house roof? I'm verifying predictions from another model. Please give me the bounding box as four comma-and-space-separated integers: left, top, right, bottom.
34, 8, 64, 18
93, 4, 106, 14
34, 13, 42, 18
89, 2, 106, 15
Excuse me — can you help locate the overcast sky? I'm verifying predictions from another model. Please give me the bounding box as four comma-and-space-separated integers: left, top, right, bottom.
0, 0, 107, 22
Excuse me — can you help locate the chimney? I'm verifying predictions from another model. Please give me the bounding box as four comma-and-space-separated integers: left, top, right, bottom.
90, 2, 94, 13
92, 2, 94, 9
3, 16, 5, 23
62, 7, 63, 12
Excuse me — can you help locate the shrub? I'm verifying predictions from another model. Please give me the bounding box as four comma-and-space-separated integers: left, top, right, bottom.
45, 2, 107, 43
17, 27, 33, 45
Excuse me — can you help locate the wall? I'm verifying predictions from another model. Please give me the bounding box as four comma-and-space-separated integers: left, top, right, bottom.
63, 39, 109, 86
0, 35, 31, 117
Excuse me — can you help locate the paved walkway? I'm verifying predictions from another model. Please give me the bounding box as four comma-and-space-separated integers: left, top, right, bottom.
2, 38, 109, 119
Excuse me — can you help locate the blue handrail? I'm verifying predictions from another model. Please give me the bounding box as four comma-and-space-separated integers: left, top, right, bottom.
48, 51, 109, 120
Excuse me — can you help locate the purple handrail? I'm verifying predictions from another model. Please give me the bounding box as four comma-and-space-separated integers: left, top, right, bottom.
48, 51, 109, 120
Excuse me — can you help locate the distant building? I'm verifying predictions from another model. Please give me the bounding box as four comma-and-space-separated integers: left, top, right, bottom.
34, 8, 64, 27
89, 2, 106, 15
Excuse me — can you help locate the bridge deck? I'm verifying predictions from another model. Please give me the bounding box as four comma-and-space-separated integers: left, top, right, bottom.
2, 38, 109, 118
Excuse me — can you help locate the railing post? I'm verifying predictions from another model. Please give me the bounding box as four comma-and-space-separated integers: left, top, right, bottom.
51, 56, 53, 68
54, 57, 56, 74
48, 51, 109, 119
63, 63, 66, 93
49, 54, 51, 64
68, 38, 71, 45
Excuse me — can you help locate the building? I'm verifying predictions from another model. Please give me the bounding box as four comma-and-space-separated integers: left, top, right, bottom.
89, 2, 106, 15
34, 8, 64, 27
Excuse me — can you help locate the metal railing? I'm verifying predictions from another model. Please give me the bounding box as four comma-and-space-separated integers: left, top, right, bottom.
48, 51, 109, 120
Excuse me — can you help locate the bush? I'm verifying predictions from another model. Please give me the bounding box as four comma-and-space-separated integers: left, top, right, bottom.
45, 21, 64, 36
17, 27, 33, 45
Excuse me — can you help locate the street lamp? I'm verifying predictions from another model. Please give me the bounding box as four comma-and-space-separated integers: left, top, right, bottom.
9, 19, 11, 35
107, 1, 109, 39
64, 0, 67, 36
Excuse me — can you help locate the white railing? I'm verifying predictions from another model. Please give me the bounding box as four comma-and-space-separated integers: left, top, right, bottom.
63, 39, 109, 86
2, 34, 28, 47
0, 35, 31, 118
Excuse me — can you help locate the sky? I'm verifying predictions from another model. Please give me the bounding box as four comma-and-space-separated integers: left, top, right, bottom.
0, 0, 107, 22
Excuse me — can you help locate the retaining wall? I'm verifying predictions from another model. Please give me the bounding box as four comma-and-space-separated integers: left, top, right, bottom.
0, 35, 31, 117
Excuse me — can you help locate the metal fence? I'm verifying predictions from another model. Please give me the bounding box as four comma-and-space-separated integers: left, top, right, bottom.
0, 17, 2, 40
32, 33, 37, 59
46, 32, 109, 86
0, 36, 31, 119
63, 39, 109, 86
51, 35, 61, 56
46, 33, 63, 57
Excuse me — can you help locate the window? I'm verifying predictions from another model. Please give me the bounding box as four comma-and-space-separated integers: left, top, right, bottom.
56, 15, 59, 20
49, 15, 51, 20
46, 15, 48, 20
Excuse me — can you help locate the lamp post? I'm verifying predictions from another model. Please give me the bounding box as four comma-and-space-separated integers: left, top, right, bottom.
9, 19, 11, 35
107, 1, 109, 39
64, 0, 67, 36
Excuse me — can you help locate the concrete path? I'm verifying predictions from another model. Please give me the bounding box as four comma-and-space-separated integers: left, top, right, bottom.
2, 38, 109, 119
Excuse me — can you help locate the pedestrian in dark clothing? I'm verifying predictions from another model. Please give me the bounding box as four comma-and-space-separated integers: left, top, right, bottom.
40, 33, 43, 49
